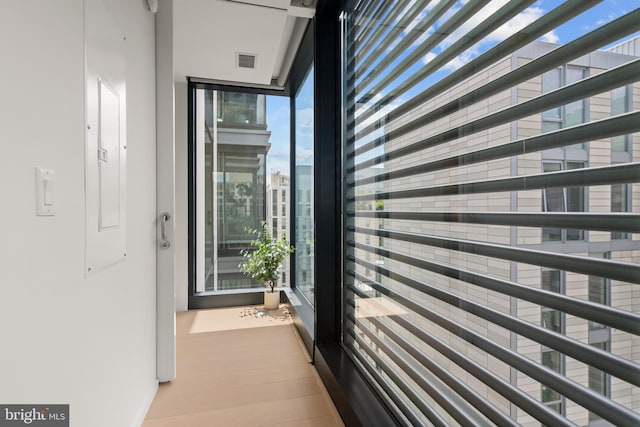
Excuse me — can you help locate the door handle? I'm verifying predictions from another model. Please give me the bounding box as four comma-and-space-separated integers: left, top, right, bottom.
160, 212, 171, 249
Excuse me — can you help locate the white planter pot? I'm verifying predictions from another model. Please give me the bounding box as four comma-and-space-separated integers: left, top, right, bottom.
264, 290, 280, 310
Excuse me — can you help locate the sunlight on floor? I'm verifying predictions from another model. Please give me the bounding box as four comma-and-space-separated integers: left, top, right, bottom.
189, 304, 293, 334
143, 306, 343, 426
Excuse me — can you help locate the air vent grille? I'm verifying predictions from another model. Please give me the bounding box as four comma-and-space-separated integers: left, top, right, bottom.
237, 53, 256, 69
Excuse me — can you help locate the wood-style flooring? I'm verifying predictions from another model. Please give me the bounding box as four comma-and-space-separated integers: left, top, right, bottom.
143, 305, 344, 427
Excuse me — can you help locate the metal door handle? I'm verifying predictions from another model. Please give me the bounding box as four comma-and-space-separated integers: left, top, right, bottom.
160, 212, 171, 249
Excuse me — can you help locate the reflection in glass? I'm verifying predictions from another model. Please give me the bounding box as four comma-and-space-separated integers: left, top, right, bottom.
541, 350, 563, 412
611, 184, 630, 239
295, 66, 315, 306
198, 89, 269, 292
542, 162, 585, 241
542, 311, 561, 333
217, 92, 266, 127
611, 86, 630, 153
588, 342, 609, 421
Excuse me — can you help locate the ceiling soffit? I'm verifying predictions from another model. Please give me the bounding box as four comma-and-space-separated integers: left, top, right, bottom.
173, 0, 314, 87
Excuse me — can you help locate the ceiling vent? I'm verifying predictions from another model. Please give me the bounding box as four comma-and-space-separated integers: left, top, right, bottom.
237, 53, 257, 69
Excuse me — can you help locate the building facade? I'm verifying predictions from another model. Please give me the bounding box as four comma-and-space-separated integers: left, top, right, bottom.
266, 171, 291, 287
349, 37, 639, 426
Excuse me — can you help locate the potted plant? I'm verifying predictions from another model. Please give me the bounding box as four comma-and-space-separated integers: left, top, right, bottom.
239, 221, 294, 310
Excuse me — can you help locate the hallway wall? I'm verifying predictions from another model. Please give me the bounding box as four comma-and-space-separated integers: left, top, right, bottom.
0, 0, 158, 425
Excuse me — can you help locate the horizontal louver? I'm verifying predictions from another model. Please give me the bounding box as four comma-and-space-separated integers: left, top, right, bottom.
342, 1, 640, 426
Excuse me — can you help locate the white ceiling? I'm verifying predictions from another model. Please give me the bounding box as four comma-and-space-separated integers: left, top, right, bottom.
173, 0, 314, 87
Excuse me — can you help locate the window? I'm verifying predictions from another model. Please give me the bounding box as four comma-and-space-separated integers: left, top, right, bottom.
541, 350, 563, 413
612, 184, 630, 239
542, 66, 587, 148
588, 342, 610, 422
272, 190, 278, 217
340, 2, 639, 426
216, 92, 265, 127
542, 162, 586, 241
540, 269, 565, 413
588, 252, 611, 401
295, 64, 315, 306
191, 85, 290, 297
611, 86, 631, 153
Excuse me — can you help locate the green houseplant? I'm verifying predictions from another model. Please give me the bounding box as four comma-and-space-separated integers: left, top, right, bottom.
239, 221, 294, 309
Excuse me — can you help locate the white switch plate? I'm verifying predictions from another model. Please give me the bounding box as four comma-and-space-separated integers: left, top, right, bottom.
36, 167, 55, 216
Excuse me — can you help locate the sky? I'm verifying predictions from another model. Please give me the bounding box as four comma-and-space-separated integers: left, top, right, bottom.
266, 66, 314, 176
355, 0, 640, 138
265, 95, 291, 176
265, 0, 640, 175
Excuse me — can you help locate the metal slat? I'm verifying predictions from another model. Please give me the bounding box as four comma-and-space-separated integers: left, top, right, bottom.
353, 0, 415, 65
350, 59, 640, 169
345, 278, 640, 427
354, 0, 589, 126
350, 0, 616, 142
349, 321, 492, 427
343, 2, 640, 425
348, 239, 640, 334
354, 302, 577, 427
349, 111, 640, 186
353, 0, 465, 99
355, 0, 533, 108
352, 0, 384, 32
349, 254, 640, 384
346, 331, 448, 427
352, 0, 390, 49
350, 313, 521, 427
352, 7, 640, 146
349, 211, 640, 234
350, 163, 640, 201
349, 226, 640, 284
349, 0, 429, 80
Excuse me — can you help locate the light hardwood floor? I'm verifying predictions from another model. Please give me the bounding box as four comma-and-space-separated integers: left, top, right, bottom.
143, 305, 344, 427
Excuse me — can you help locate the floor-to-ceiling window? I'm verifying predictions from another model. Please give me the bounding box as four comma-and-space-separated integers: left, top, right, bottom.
189, 85, 291, 306
294, 65, 315, 308
340, 1, 640, 426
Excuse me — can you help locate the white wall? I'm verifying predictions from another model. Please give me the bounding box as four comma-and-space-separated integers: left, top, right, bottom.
0, 1, 158, 425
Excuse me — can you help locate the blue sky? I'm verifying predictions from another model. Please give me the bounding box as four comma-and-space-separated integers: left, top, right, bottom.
266, 66, 314, 176
265, 95, 291, 175
353, 0, 640, 136
266, 0, 640, 172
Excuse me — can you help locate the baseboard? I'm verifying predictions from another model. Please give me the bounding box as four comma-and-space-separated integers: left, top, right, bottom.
133, 379, 159, 427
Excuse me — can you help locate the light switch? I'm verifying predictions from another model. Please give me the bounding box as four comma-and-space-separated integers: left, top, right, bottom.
36, 167, 55, 216
43, 175, 54, 205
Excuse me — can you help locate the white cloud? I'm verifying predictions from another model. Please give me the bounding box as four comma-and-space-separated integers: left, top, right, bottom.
596, 11, 623, 27
422, 51, 437, 65
438, 2, 546, 50
442, 48, 479, 71
429, 3, 559, 71
540, 30, 559, 43
296, 148, 313, 162
295, 107, 314, 129
488, 6, 545, 42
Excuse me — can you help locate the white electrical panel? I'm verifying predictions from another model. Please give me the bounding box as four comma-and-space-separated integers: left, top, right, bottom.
98, 79, 121, 230
84, 0, 127, 276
